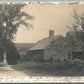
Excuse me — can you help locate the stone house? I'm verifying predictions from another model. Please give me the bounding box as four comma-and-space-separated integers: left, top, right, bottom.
29, 30, 72, 62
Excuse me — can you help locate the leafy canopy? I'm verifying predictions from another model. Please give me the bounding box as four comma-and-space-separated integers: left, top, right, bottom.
66, 9, 84, 50
0, 3, 34, 42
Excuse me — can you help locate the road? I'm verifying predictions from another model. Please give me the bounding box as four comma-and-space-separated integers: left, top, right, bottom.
0, 64, 28, 77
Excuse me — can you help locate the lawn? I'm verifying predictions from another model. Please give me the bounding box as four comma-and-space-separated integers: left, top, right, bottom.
12, 61, 84, 76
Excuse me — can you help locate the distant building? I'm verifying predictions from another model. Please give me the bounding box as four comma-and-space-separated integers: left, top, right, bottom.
29, 30, 72, 62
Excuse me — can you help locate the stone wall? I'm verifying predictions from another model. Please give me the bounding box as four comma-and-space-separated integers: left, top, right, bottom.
44, 49, 69, 61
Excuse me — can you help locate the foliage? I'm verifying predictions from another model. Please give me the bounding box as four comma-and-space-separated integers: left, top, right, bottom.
6, 41, 21, 65
0, 3, 33, 64
66, 9, 84, 50
67, 9, 82, 31
0, 3, 33, 43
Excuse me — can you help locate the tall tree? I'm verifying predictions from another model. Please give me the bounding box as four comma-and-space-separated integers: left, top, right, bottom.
66, 9, 84, 50
0, 3, 33, 63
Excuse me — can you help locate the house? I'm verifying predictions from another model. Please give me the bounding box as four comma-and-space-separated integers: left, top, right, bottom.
29, 30, 72, 62
66, 31, 84, 60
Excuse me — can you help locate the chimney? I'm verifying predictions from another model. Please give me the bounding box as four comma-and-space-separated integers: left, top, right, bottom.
49, 30, 54, 38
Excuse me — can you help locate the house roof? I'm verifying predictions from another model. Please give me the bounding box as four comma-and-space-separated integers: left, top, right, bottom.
30, 35, 64, 50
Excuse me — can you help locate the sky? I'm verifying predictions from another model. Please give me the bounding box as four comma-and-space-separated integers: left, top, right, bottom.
14, 4, 84, 43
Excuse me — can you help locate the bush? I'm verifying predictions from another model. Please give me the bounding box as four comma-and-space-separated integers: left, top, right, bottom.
6, 42, 21, 65
57, 59, 60, 62
63, 59, 72, 67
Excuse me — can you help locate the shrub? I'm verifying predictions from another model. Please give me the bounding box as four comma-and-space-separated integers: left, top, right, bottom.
6, 42, 21, 65
63, 59, 72, 67
57, 59, 60, 62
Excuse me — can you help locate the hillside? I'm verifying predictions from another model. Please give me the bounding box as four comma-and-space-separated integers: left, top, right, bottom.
15, 43, 35, 52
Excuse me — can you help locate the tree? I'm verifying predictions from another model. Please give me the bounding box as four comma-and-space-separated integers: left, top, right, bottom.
0, 3, 33, 64
66, 9, 84, 50
6, 42, 21, 65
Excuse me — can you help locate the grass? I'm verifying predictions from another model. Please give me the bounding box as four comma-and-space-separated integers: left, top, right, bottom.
11, 61, 84, 76
25, 63, 84, 76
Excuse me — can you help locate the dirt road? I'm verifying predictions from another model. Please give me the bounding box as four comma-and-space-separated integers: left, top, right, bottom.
0, 64, 28, 77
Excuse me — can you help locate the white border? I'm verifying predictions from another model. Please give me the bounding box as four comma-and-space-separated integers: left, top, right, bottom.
0, 1, 84, 83
0, 1, 84, 4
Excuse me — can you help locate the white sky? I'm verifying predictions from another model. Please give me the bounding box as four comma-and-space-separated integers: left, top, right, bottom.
14, 4, 84, 43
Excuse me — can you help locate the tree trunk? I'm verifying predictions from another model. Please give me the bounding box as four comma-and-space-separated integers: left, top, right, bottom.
3, 49, 7, 64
